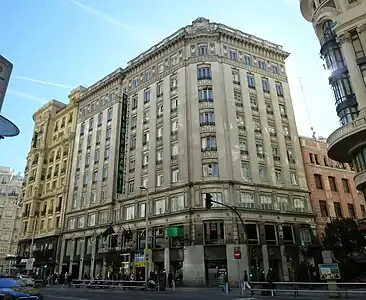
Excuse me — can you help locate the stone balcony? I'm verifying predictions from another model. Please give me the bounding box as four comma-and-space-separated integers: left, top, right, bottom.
354, 169, 366, 191
327, 116, 366, 162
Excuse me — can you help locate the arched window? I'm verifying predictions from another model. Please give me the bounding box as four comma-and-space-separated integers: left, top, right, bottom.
49, 152, 55, 163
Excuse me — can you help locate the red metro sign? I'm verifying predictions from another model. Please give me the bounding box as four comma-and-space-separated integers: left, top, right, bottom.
234, 250, 241, 259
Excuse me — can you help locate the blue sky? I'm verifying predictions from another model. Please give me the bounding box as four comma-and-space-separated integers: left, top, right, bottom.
0, 0, 338, 174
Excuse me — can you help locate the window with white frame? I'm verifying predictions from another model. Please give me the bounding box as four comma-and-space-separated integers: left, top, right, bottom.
202, 163, 219, 177
198, 44, 208, 56
103, 166, 108, 180
157, 126, 163, 139
172, 168, 179, 183
128, 181, 134, 193
141, 176, 148, 189
72, 195, 77, 209
239, 192, 255, 208
68, 218, 75, 230
154, 199, 165, 215
157, 174, 163, 187
293, 197, 306, 212
260, 194, 273, 210
171, 144, 179, 157
157, 103, 163, 116
201, 136, 217, 151
171, 120, 178, 133
144, 89, 151, 103
229, 48, 237, 60
290, 172, 298, 185
142, 152, 149, 166
88, 213, 96, 226
143, 132, 149, 145
133, 77, 139, 88
78, 216, 85, 228
241, 163, 250, 180
171, 98, 178, 110
143, 110, 150, 123
170, 76, 177, 89
202, 192, 223, 207
90, 190, 96, 203
277, 195, 289, 211
126, 205, 135, 220
170, 194, 184, 212
139, 202, 146, 218
99, 211, 108, 223
157, 149, 163, 161
274, 169, 283, 184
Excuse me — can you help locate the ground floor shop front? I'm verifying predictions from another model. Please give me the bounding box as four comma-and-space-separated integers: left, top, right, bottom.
59, 243, 321, 286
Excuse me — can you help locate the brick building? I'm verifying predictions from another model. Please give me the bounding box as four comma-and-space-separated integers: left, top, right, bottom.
300, 136, 366, 238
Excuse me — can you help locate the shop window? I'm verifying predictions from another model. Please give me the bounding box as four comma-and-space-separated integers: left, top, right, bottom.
264, 224, 277, 245
282, 225, 294, 244
245, 224, 259, 244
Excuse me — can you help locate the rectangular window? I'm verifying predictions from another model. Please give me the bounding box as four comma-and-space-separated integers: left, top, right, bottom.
351, 30, 365, 59
171, 98, 178, 111
334, 202, 342, 217
319, 200, 328, 217
139, 203, 146, 218
241, 163, 250, 180
198, 87, 213, 102
107, 108, 113, 121
198, 44, 208, 56
328, 176, 337, 191
348, 203, 355, 218
229, 49, 237, 60
143, 132, 149, 145
342, 178, 350, 193
239, 192, 255, 208
314, 174, 323, 189
171, 120, 178, 133
199, 111, 215, 125
171, 194, 184, 212
197, 66, 212, 80
97, 113, 103, 126
157, 82, 163, 96
103, 166, 108, 179
132, 95, 138, 109
172, 168, 179, 183
89, 117, 93, 130
262, 78, 270, 93
258, 59, 266, 70
276, 82, 284, 96
133, 77, 138, 88
157, 149, 163, 161
145, 70, 151, 81
232, 69, 240, 83
171, 76, 177, 90
126, 206, 135, 220
154, 199, 165, 215
171, 144, 179, 157
157, 174, 164, 186
106, 127, 111, 140
202, 163, 219, 177
201, 136, 217, 151
144, 89, 151, 103
244, 54, 252, 65
247, 74, 255, 88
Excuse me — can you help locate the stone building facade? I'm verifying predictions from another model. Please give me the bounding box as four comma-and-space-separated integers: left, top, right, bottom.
59, 18, 317, 285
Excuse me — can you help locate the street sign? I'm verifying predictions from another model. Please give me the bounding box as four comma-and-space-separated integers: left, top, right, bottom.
234, 250, 241, 259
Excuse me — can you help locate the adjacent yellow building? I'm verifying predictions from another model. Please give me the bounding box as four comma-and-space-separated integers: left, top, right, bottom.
18, 98, 77, 277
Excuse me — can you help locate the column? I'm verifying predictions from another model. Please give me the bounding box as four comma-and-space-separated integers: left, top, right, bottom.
164, 227, 170, 273
69, 239, 75, 274
259, 223, 270, 273
277, 224, 289, 281
78, 238, 86, 279
89, 237, 97, 278
337, 33, 366, 114
58, 239, 66, 274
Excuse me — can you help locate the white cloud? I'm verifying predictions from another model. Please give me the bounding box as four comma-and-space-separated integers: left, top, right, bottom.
7, 89, 47, 104
12, 76, 73, 89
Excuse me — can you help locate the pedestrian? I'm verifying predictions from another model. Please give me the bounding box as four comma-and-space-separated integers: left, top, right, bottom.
222, 272, 229, 295
242, 270, 251, 291
168, 271, 173, 288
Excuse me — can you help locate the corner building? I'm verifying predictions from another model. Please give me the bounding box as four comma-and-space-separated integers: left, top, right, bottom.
115, 18, 315, 285
60, 18, 316, 285
300, 0, 366, 201
59, 69, 125, 279
18, 100, 77, 277
300, 136, 366, 238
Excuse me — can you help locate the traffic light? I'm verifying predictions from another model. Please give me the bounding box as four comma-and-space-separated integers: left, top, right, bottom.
205, 193, 213, 209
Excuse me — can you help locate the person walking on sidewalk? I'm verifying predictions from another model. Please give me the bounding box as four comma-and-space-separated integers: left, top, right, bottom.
222, 272, 229, 295
242, 270, 251, 291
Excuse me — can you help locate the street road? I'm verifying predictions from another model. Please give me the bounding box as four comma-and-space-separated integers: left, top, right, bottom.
42, 286, 366, 300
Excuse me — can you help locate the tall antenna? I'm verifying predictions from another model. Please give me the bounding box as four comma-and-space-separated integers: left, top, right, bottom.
298, 78, 317, 140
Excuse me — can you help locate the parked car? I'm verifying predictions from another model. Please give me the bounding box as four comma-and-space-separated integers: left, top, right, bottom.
17, 274, 35, 286
0, 277, 43, 299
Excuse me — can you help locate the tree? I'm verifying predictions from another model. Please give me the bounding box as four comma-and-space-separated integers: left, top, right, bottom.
322, 218, 366, 280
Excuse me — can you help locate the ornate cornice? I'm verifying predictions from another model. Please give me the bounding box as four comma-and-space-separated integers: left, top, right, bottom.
357, 23, 366, 34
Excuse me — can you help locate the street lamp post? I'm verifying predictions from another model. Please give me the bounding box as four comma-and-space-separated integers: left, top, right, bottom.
140, 186, 149, 289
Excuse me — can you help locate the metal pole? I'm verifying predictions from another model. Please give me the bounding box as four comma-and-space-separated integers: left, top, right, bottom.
144, 189, 149, 290
27, 215, 37, 275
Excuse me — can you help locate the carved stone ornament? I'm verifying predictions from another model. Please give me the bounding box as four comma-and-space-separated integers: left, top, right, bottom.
165, 58, 169, 67
190, 17, 212, 33
191, 45, 196, 54
357, 23, 366, 34
178, 49, 183, 58
209, 43, 215, 54
238, 51, 243, 60
152, 66, 156, 74
336, 32, 351, 44
223, 46, 227, 55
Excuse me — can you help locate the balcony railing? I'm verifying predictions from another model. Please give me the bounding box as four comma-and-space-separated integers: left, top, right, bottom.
327, 117, 366, 147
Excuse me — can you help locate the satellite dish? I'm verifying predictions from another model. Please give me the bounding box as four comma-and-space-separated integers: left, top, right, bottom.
0, 115, 20, 138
